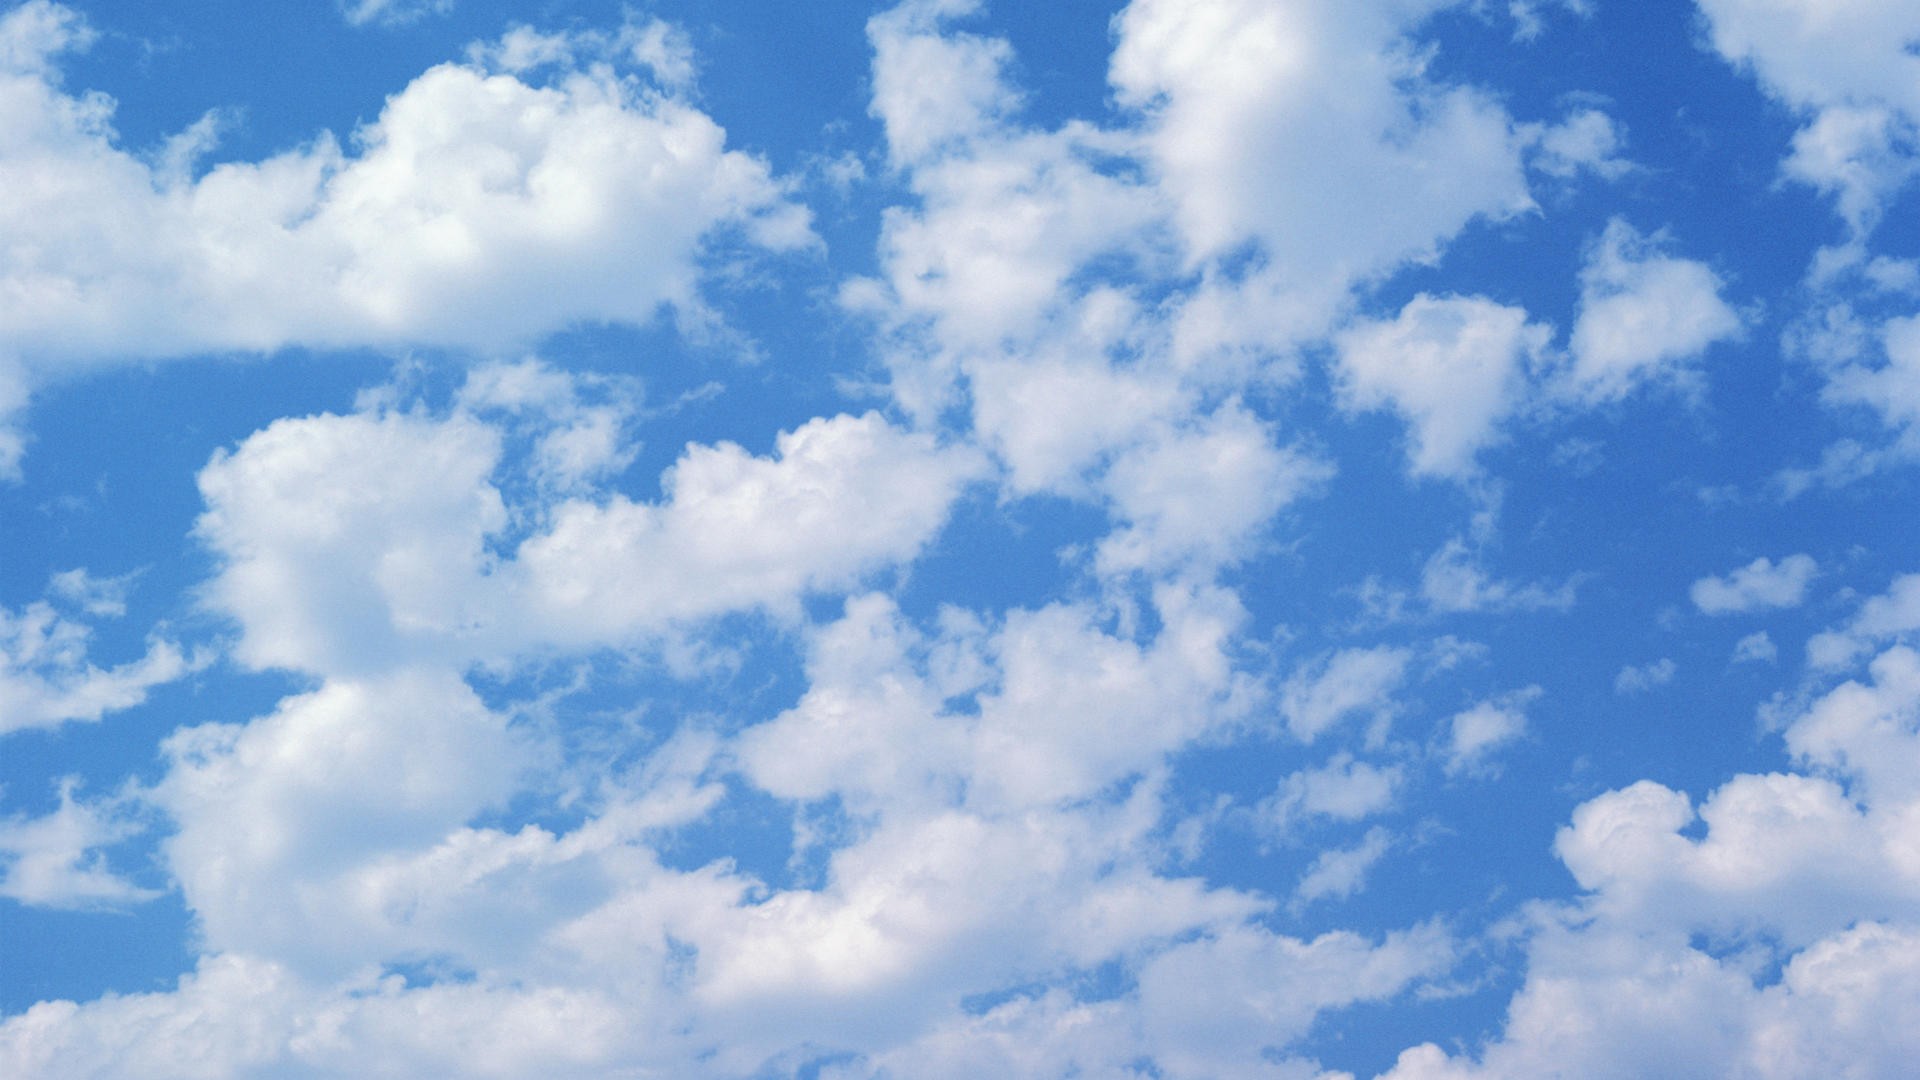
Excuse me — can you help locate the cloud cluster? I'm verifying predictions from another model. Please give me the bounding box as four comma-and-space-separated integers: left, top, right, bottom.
0, 0, 809, 475
5, 1, 1915, 1077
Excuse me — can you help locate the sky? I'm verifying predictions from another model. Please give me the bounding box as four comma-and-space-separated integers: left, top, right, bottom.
2, 0, 1919, 1076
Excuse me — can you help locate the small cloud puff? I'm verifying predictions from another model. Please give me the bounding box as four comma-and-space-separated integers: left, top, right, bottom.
1691, 553, 1819, 614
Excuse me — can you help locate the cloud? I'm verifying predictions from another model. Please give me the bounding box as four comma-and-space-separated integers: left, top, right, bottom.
1261, 753, 1403, 833
1563, 219, 1744, 403
1807, 571, 1920, 671
1444, 686, 1541, 776
0, 596, 195, 736
1335, 294, 1552, 480
1696, 0, 1920, 236
193, 383, 984, 677
1109, 0, 1534, 356
1614, 657, 1677, 695
1691, 553, 1819, 615
340, 0, 451, 28
1734, 630, 1778, 664
1280, 645, 1413, 743
1385, 630, 1920, 1079
1420, 537, 1579, 615
1293, 826, 1394, 907
0, 778, 157, 908
1528, 107, 1630, 179
0, 5, 809, 472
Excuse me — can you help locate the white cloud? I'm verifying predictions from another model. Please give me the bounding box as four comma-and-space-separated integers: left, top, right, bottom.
1807, 571, 1920, 671
154, 671, 530, 974
1109, 0, 1534, 347
1529, 107, 1630, 180
193, 389, 984, 677
0, 597, 195, 736
1614, 657, 1677, 695
1294, 826, 1394, 907
1691, 553, 1819, 615
1262, 753, 1403, 832
1135, 920, 1453, 1077
1734, 630, 1778, 664
1445, 686, 1540, 776
1385, 632, 1920, 1079
1420, 537, 1578, 615
1280, 645, 1412, 743
514, 411, 987, 648
0, 5, 810, 471
1564, 219, 1744, 403
742, 582, 1261, 815
0, 778, 156, 908
1335, 293, 1552, 480
1093, 404, 1330, 575
340, 0, 451, 28
1821, 312, 1920, 448
1696, 0, 1920, 236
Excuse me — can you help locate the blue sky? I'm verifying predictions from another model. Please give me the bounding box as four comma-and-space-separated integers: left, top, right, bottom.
3, 0, 1920, 1076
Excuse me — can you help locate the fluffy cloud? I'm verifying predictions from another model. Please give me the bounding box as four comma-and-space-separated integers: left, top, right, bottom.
1335, 294, 1552, 479
1262, 753, 1403, 832
1444, 686, 1540, 776
1385, 604, 1920, 1078
1807, 571, 1920, 670
1110, 0, 1533, 361
0, 2, 808, 471
1280, 645, 1412, 743
1564, 219, 1744, 403
1691, 553, 1819, 615
514, 411, 987, 647
1696, 0, 1920, 236
194, 386, 983, 676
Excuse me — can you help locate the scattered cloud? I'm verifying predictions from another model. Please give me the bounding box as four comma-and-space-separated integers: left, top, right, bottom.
1614, 657, 1677, 695
1691, 553, 1819, 615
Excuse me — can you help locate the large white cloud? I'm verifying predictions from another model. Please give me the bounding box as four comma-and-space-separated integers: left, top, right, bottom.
1384, 607, 1920, 1078
1696, 0, 1920, 237
0, 1, 809, 474
193, 381, 984, 677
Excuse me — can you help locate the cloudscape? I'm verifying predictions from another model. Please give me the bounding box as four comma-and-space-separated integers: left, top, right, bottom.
4, 0, 1920, 1076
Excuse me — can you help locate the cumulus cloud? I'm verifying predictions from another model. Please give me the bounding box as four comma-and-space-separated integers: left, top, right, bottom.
1444, 686, 1540, 776
1691, 553, 1819, 615
1734, 630, 1779, 664
1528, 106, 1630, 180
0, 3, 809, 471
1807, 571, 1920, 671
1696, 0, 1920, 237
1386, 616, 1920, 1078
1293, 826, 1394, 907
1335, 294, 1552, 480
1564, 219, 1744, 403
193, 382, 984, 677
1109, 0, 1534, 361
